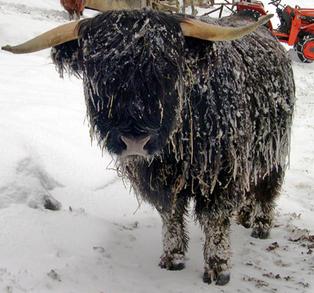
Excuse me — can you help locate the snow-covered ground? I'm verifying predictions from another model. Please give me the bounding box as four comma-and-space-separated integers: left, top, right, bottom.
0, 1, 313, 292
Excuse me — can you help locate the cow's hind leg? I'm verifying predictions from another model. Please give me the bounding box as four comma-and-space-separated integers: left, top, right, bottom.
251, 168, 284, 239
157, 196, 189, 271
198, 212, 231, 285
238, 168, 284, 239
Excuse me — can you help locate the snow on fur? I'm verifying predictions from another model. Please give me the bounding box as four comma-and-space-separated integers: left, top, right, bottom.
0, 1, 313, 292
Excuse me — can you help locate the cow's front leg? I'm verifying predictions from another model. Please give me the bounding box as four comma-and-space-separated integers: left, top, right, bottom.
157, 196, 189, 271
198, 213, 231, 285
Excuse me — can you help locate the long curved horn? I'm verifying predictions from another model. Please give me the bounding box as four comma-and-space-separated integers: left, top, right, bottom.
2, 13, 273, 54
85, 0, 144, 10
180, 14, 273, 41
1, 21, 80, 54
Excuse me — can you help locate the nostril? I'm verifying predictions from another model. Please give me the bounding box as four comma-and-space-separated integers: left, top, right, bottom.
119, 136, 127, 149
120, 135, 151, 153
120, 136, 151, 149
143, 137, 151, 150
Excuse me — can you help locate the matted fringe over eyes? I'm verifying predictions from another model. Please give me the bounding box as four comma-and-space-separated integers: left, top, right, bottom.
1, 13, 273, 54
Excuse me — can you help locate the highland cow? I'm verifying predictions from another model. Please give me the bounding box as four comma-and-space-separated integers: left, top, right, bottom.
2, 9, 295, 285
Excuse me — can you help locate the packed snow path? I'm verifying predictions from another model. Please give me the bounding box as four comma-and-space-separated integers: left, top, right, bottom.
0, 1, 313, 292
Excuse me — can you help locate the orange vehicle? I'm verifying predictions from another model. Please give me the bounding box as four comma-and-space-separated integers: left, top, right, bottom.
236, 0, 314, 63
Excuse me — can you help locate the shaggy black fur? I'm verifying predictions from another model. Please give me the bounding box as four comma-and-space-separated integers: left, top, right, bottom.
51, 9, 295, 285
53, 10, 185, 155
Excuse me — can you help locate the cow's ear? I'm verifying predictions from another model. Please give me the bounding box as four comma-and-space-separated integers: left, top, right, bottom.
51, 39, 82, 78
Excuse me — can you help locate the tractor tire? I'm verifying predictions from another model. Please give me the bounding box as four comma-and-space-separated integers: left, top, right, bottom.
295, 34, 314, 63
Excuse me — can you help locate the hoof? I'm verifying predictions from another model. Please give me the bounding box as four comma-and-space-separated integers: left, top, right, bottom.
251, 228, 270, 239
216, 272, 231, 285
202, 271, 212, 284
160, 262, 185, 271
203, 270, 230, 285
159, 253, 185, 271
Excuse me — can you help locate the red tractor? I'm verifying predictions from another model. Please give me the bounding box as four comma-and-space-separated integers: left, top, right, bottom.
236, 0, 314, 63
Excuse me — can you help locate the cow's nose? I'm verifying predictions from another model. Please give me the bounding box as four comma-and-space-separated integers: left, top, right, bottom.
120, 135, 151, 157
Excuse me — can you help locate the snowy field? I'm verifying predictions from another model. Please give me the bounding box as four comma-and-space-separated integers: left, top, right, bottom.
0, 0, 313, 292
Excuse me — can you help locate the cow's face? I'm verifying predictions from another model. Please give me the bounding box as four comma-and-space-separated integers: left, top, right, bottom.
77, 11, 185, 158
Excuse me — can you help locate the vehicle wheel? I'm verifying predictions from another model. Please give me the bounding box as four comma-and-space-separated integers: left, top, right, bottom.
295, 34, 314, 63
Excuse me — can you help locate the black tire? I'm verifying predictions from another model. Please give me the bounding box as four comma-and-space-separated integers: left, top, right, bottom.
295, 34, 314, 63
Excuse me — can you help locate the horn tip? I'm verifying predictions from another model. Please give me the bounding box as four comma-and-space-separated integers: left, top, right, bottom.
1, 45, 14, 52
256, 14, 274, 26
